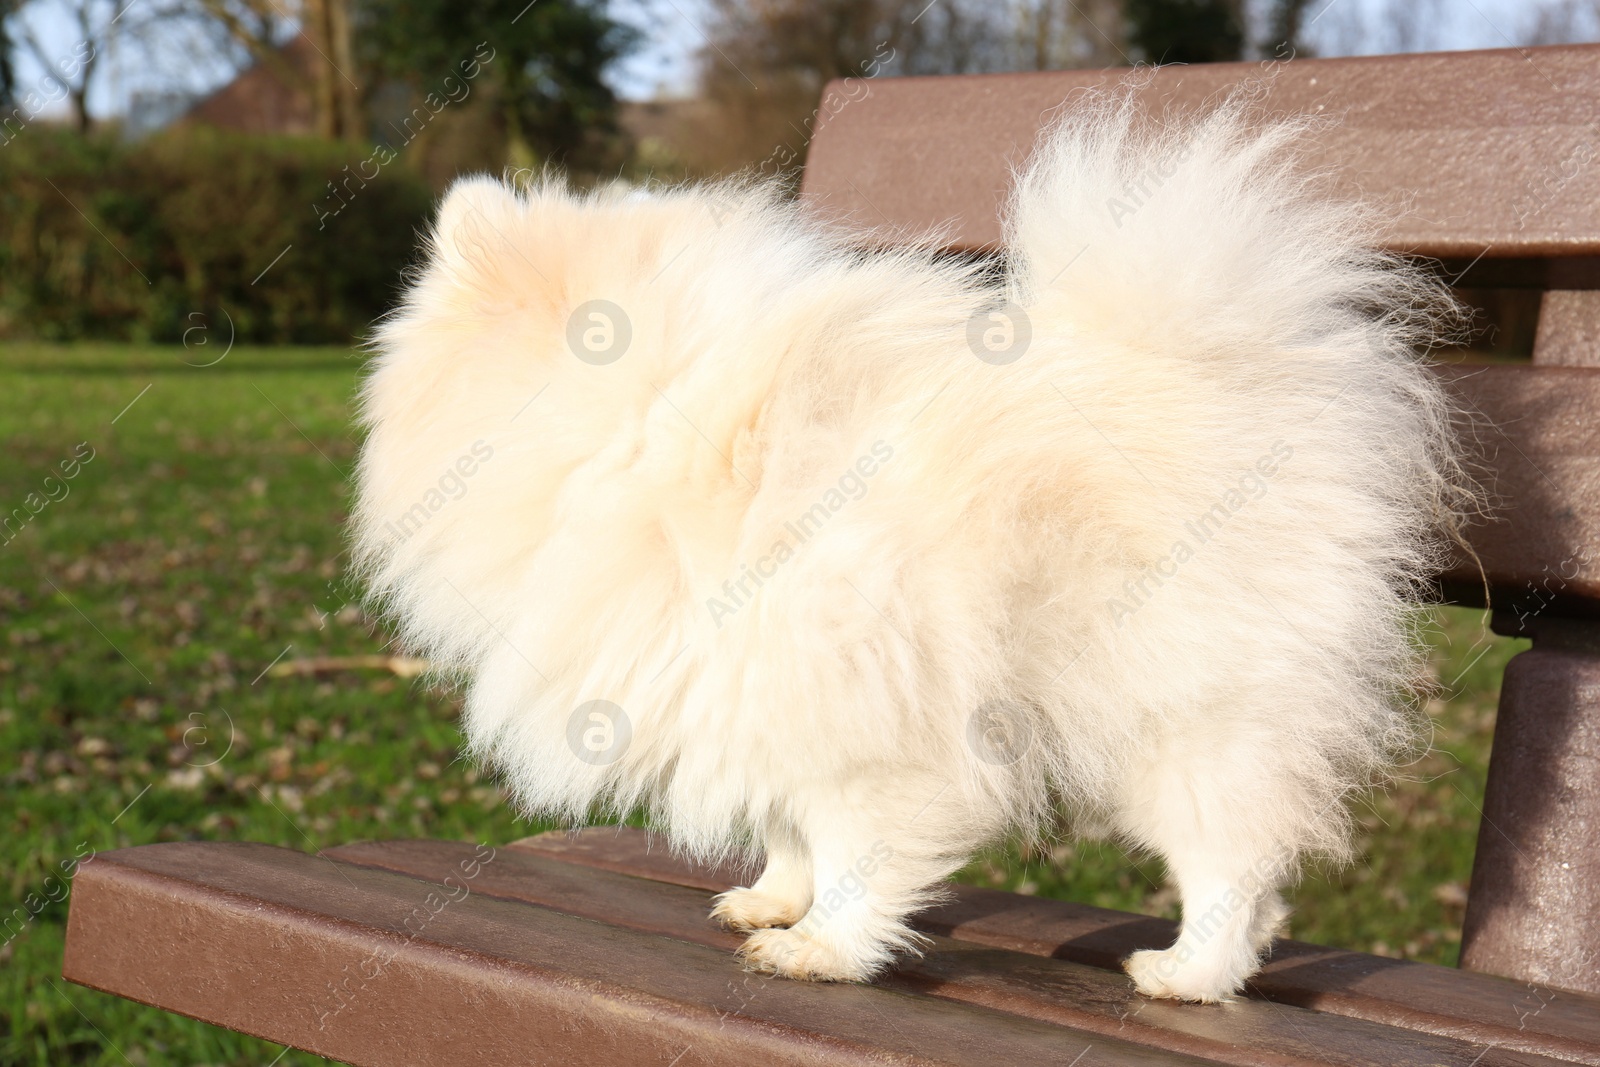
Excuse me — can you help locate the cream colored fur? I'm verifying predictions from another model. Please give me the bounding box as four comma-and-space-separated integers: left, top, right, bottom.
351, 95, 1468, 1002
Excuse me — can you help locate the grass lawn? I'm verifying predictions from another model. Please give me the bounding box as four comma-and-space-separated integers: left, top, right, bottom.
0, 341, 1526, 1066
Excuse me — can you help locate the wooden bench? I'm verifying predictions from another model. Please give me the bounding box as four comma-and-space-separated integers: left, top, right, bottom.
63, 43, 1600, 1065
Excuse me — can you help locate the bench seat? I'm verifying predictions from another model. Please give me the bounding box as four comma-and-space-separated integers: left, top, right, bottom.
61, 829, 1600, 1066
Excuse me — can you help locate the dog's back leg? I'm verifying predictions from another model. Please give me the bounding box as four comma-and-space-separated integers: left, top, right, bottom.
1117, 736, 1298, 1002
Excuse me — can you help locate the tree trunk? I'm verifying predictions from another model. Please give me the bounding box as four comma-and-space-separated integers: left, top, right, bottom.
70, 87, 89, 133
303, 0, 360, 141
304, 0, 335, 139
328, 0, 362, 142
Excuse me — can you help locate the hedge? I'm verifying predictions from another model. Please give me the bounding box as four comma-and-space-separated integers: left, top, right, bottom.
0, 127, 434, 343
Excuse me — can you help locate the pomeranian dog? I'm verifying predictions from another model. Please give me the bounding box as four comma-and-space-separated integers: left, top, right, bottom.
351, 95, 1469, 1003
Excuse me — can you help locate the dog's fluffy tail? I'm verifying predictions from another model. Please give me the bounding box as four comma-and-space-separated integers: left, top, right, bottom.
1005, 94, 1475, 571
1008, 95, 1451, 363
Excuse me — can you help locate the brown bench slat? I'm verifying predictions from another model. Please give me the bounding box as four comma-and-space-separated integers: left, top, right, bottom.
801, 44, 1600, 280
63, 841, 1219, 1067
1535, 292, 1600, 368
1434, 364, 1600, 611
329, 838, 1583, 1067
506, 827, 1600, 1065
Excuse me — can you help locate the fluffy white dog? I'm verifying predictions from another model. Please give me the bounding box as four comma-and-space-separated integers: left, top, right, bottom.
351, 96, 1469, 1003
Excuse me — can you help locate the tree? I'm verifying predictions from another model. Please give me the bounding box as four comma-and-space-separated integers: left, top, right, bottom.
357, 0, 638, 171
13, 0, 360, 143
684, 0, 1130, 177
1002, 0, 1130, 72
302, 0, 360, 140
687, 0, 913, 174
9, 0, 126, 132
187, 0, 361, 140
0, 0, 17, 106
1123, 0, 1244, 64
1263, 0, 1317, 56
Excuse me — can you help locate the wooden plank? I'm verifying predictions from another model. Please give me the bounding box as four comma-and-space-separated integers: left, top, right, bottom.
800, 44, 1600, 276
507, 828, 1600, 1065
62, 841, 1216, 1067
508, 824, 757, 891
1433, 364, 1600, 611
1462, 636, 1600, 995
1535, 292, 1600, 367
330, 838, 1594, 1067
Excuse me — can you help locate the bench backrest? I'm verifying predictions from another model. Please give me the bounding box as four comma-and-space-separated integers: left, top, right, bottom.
800, 44, 1600, 994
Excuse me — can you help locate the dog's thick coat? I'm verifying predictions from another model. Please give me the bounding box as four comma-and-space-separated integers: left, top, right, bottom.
352, 98, 1465, 1001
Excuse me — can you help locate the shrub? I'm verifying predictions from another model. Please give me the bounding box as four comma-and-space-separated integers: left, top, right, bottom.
0, 127, 434, 343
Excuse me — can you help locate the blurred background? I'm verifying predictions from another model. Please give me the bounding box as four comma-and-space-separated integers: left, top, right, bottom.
2, 1, 1595, 1064
2, 0, 1600, 343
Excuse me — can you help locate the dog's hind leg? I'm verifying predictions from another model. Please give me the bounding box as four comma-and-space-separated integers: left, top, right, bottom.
1118, 741, 1296, 1002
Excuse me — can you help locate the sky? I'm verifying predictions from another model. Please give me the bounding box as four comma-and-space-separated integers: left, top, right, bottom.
5, 0, 1592, 124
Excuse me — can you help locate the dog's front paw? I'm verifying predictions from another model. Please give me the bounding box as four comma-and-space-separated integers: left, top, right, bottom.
737, 926, 883, 982
710, 887, 807, 933
1125, 947, 1243, 1004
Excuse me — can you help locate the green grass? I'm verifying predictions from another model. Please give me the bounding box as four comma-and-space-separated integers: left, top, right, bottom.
0, 342, 1528, 1066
